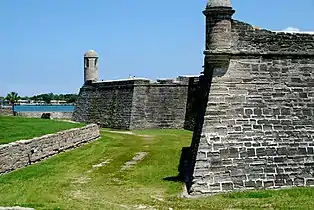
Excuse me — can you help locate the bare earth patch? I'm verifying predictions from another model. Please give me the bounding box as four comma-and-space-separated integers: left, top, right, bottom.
121, 152, 148, 171
87, 159, 112, 173
72, 158, 112, 184
69, 190, 91, 200
105, 130, 153, 140
133, 204, 156, 209
72, 176, 91, 184
58, 120, 80, 124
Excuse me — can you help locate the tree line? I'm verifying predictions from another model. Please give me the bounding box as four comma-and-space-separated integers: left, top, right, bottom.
1, 92, 78, 105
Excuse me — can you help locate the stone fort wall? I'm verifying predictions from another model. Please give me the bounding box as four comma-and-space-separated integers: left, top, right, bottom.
16, 111, 73, 119
73, 76, 200, 130
0, 107, 12, 116
0, 124, 100, 174
187, 8, 314, 195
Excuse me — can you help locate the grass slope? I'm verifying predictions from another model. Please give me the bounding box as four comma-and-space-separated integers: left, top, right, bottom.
0, 129, 314, 209
0, 116, 84, 144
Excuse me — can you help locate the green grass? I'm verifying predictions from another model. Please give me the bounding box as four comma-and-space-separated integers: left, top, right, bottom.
0, 129, 314, 209
0, 116, 84, 144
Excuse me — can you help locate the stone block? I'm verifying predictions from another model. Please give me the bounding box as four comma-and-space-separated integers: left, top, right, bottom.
247, 148, 256, 157
222, 182, 234, 191
245, 181, 255, 188
294, 177, 305, 186
209, 183, 221, 192
306, 178, 314, 186
263, 181, 275, 188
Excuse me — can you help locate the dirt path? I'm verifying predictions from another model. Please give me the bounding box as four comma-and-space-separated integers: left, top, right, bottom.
121, 152, 148, 171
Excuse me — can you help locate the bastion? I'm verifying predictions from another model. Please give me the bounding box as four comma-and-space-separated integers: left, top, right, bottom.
184, 0, 314, 195
72, 51, 201, 130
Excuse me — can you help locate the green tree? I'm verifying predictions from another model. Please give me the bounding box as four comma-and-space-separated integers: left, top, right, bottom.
5, 92, 20, 114
42, 93, 53, 104
20, 96, 30, 100
31, 95, 42, 102
26, 93, 78, 104
67, 94, 78, 103
5, 92, 20, 105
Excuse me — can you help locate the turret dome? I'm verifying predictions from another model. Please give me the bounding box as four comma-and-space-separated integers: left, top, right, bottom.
206, 0, 232, 8
84, 50, 98, 58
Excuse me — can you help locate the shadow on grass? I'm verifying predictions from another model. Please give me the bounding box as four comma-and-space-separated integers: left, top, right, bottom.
163, 146, 192, 194
163, 175, 184, 183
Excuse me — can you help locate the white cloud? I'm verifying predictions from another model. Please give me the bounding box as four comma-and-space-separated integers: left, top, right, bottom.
273, 26, 314, 34
282, 27, 300, 32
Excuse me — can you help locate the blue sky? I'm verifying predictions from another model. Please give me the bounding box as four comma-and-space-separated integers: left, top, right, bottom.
1, 0, 313, 96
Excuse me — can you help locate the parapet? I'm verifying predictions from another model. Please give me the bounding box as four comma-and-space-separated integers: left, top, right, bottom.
83, 75, 201, 89
228, 20, 314, 56
73, 74, 201, 130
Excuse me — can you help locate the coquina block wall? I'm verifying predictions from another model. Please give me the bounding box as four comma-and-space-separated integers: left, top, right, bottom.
0, 107, 12, 116
16, 112, 73, 119
0, 124, 100, 174
73, 76, 200, 130
187, 1, 314, 195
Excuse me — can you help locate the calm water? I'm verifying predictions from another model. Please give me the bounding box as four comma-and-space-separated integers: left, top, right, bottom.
13, 105, 75, 112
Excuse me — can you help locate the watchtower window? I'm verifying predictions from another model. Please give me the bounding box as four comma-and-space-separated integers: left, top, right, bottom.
85, 58, 89, 68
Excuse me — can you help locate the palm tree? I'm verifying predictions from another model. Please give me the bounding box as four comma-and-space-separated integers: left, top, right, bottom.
5, 92, 20, 114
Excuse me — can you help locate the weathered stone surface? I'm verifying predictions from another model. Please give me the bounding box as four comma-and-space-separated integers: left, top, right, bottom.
186, 2, 314, 195
0, 107, 12, 116
73, 79, 138, 129
130, 80, 189, 130
206, 0, 232, 8
0, 124, 100, 174
16, 111, 73, 119
73, 77, 199, 130
84, 49, 99, 83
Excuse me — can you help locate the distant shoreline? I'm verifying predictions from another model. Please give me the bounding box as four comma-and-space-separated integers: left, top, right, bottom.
14, 104, 75, 106
1, 104, 75, 108
1, 105, 75, 113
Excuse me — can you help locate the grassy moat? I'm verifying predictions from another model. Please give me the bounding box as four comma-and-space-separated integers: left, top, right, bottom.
0, 116, 83, 144
1, 118, 314, 209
